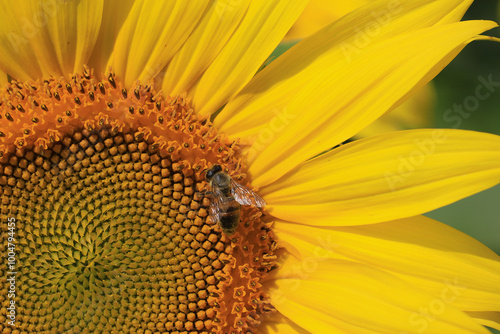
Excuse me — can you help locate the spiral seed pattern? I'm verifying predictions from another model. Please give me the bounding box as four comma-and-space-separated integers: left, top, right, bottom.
0, 71, 277, 334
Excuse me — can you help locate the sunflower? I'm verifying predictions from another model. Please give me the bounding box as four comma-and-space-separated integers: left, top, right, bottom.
1, 1, 500, 334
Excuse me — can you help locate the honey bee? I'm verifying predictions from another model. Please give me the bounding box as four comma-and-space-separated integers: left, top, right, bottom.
204, 164, 266, 235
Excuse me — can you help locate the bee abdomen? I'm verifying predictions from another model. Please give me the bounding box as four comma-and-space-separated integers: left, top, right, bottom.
219, 203, 240, 235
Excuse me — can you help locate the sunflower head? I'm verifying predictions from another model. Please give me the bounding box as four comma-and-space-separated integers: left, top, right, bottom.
0, 69, 278, 333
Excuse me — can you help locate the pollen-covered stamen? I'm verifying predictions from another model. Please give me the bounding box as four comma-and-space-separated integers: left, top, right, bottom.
0, 69, 277, 333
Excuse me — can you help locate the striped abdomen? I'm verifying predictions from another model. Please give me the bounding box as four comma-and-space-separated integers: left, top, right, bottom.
218, 195, 241, 235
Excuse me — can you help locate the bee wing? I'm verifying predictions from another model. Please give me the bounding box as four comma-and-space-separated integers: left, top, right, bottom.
208, 185, 224, 223
230, 179, 266, 208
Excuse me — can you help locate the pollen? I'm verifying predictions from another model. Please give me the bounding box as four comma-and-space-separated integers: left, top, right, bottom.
0, 69, 277, 333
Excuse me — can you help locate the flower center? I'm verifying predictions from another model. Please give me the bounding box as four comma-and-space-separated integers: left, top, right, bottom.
0, 69, 277, 333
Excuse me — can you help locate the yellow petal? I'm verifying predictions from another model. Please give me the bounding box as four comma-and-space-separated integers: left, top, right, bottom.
274, 216, 500, 313
269, 257, 491, 334
191, 0, 308, 116
249, 22, 495, 186
0, 0, 103, 80
358, 83, 436, 137
259, 315, 311, 334
58, 0, 103, 75
214, 0, 495, 186
287, 0, 438, 138
262, 129, 500, 226
285, 0, 474, 41
87, 0, 135, 75
285, 0, 370, 40
0, 2, 42, 80
161, 0, 251, 96
108, 0, 209, 87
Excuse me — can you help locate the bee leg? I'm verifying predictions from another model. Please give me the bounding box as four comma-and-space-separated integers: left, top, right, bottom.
208, 222, 220, 233
196, 190, 213, 196
195, 190, 213, 200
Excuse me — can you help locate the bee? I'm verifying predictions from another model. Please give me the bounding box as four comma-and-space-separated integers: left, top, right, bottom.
204, 164, 266, 235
